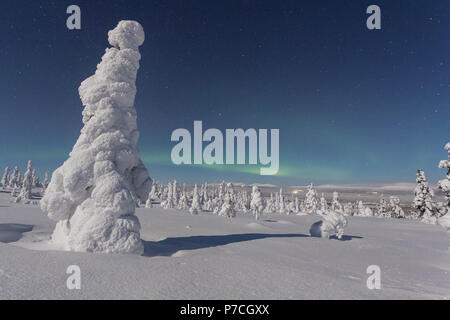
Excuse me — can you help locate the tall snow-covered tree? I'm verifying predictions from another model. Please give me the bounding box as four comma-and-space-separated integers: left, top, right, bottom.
219, 192, 235, 218
388, 196, 404, 219
318, 193, 328, 215
412, 169, 437, 223
304, 183, 318, 213
40, 21, 151, 254
278, 188, 285, 214
377, 198, 389, 218
343, 202, 354, 216
263, 193, 274, 213
177, 189, 189, 211
1, 167, 10, 188
145, 181, 157, 208
189, 184, 201, 214
250, 185, 264, 220
161, 182, 175, 209
172, 180, 179, 207
331, 191, 343, 213
8, 166, 19, 188
287, 200, 296, 214
294, 197, 300, 214
356, 201, 372, 217
18, 160, 33, 201
31, 169, 39, 187
42, 172, 49, 190
438, 142, 450, 231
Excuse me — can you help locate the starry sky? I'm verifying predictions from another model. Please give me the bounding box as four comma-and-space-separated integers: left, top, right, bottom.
0, 0, 449, 186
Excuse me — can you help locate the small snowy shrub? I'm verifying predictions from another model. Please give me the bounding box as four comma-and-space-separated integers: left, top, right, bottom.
310, 211, 347, 240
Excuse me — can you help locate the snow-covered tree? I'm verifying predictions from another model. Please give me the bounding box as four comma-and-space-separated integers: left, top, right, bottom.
376, 198, 389, 218
330, 191, 343, 213
11, 186, 19, 198
304, 183, 318, 213
309, 210, 347, 240
189, 184, 201, 214
263, 193, 274, 213
145, 196, 153, 208
219, 192, 235, 218
239, 187, 250, 213
8, 166, 19, 188
318, 193, 329, 216
40, 21, 151, 254
250, 185, 264, 220
438, 142, 450, 232
172, 180, 179, 207
17, 160, 33, 201
31, 169, 39, 187
412, 169, 437, 223
218, 181, 226, 201
147, 181, 157, 202
42, 172, 49, 190
343, 202, 354, 216
388, 196, 404, 218
161, 182, 175, 209
145, 181, 157, 208
356, 201, 373, 217
1, 167, 10, 189
294, 197, 300, 214
177, 189, 189, 211
287, 200, 296, 214
278, 188, 285, 214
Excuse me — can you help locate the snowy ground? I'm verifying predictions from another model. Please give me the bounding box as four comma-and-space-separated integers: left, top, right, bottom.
0, 190, 449, 299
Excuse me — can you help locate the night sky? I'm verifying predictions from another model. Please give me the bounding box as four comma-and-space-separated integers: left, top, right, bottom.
0, 0, 449, 186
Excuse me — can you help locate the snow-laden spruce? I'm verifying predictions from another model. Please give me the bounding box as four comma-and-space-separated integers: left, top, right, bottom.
330, 191, 343, 213
304, 183, 318, 213
16, 160, 33, 202
250, 185, 264, 220
438, 142, 450, 232
8, 166, 20, 188
412, 169, 437, 223
40, 21, 151, 254
189, 184, 201, 214
1, 167, 10, 189
42, 172, 49, 190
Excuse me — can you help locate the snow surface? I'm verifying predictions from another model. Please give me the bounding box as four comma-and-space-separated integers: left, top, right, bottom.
0, 191, 449, 299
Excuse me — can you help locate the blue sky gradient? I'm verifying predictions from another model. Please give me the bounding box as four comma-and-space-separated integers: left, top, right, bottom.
0, 0, 448, 185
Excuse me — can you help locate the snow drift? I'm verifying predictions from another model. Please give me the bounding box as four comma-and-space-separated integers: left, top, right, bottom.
40, 21, 151, 254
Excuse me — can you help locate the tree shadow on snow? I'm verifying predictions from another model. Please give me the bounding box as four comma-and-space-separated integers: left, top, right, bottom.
143, 233, 308, 257
338, 235, 363, 241
0, 223, 34, 243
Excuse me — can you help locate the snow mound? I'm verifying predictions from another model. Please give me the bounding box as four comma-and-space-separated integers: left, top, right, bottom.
246, 222, 269, 230
438, 214, 450, 233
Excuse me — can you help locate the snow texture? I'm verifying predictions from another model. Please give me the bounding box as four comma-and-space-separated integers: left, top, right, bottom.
40, 21, 151, 254
1, 189, 449, 299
